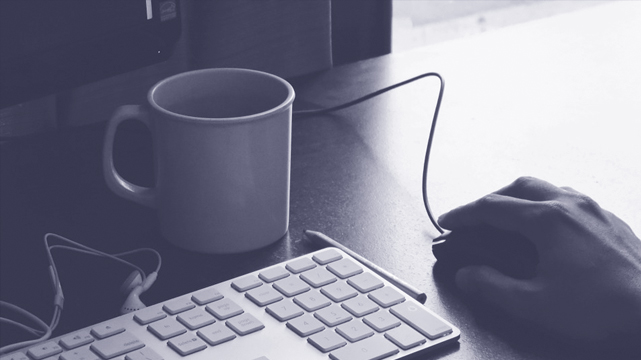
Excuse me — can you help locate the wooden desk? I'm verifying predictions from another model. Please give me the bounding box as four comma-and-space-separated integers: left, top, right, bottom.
1, 2, 639, 359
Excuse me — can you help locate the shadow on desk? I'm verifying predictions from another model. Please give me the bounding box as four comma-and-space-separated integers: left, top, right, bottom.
432, 262, 641, 360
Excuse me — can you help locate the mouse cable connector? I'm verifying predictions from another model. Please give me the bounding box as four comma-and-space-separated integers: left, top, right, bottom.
293, 72, 445, 235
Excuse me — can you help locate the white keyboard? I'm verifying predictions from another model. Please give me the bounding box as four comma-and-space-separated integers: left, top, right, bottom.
1, 248, 460, 360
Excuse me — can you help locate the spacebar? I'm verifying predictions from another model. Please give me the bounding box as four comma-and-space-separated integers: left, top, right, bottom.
329, 336, 398, 360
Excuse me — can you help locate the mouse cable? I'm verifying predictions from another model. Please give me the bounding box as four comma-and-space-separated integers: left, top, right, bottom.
293, 72, 445, 234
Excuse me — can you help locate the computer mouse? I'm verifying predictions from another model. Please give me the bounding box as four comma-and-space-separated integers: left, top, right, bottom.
432, 224, 539, 279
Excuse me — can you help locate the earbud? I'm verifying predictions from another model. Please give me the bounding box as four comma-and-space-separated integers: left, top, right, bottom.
120, 271, 143, 295
120, 271, 157, 314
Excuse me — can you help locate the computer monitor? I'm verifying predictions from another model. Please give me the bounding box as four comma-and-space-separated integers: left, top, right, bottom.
0, 0, 181, 109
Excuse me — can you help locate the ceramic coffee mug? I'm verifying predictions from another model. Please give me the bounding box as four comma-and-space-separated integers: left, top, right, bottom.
103, 68, 295, 253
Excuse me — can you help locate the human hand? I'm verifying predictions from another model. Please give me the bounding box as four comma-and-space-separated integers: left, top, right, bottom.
438, 176, 641, 342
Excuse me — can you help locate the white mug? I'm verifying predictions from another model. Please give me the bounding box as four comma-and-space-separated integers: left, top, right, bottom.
103, 68, 295, 253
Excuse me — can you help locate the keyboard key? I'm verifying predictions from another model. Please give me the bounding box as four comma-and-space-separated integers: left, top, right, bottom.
273, 276, 310, 297
246, 285, 283, 306
163, 297, 196, 315
286, 314, 325, 337
133, 306, 166, 325
90, 332, 144, 359
125, 348, 163, 360
308, 329, 347, 353
59, 330, 94, 349
168, 333, 207, 356
347, 272, 384, 293
177, 307, 217, 330
60, 346, 100, 360
300, 267, 337, 288
312, 248, 342, 264
266, 299, 304, 321
293, 290, 331, 312
368, 286, 405, 308
390, 302, 452, 340
341, 296, 379, 317
363, 310, 401, 332
192, 287, 223, 305
384, 324, 426, 350
321, 281, 358, 302
329, 336, 399, 360
1, 353, 29, 360
327, 258, 362, 279
336, 320, 374, 343
314, 304, 352, 327
90, 324, 125, 339
27, 341, 63, 360
147, 317, 187, 340
226, 313, 265, 335
258, 266, 290, 282
285, 257, 316, 273
197, 322, 236, 346
206, 298, 244, 320
231, 275, 263, 292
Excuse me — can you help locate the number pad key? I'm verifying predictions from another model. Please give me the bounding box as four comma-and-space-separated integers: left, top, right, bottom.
273, 277, 310, 297
321, 281, 358, 302
363, 310, 401, 332
294, 290, 331, 312
326, 258, 362, 279
336, 320, 374, 342
368, 286, 405, 308
312, 248, 342, 265
266, 299, 304, 322
286, 257, 317, 273
286, 314, 325, 337
341, 295, 379, 317
384, 324, 426, 350
347, 272, 383, 293
300, 267, 337, 288
308, 329, 347, 353
390, 302, 452, 340
314, 304, 352, 327
329, 336, 398, 360
246, 285, 283, 306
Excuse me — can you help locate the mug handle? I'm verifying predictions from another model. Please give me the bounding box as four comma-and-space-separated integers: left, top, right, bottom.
103, 105, 156, 208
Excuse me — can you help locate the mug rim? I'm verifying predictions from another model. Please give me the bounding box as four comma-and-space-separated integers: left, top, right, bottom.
148, 68, 295, 123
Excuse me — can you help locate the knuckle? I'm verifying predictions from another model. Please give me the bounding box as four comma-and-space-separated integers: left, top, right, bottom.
572, 193, 600, 212
476, 193, 500, 209
513, 176, 538, 188
536, 200, 571, 223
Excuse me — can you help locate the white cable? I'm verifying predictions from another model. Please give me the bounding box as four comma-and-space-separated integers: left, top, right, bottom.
0, 234, 161, 355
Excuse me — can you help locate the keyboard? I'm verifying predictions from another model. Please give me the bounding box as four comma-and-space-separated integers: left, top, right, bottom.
1, 248, 460, 360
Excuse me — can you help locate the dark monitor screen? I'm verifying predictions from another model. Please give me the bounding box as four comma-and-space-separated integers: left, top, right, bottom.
0, 0, 181, 108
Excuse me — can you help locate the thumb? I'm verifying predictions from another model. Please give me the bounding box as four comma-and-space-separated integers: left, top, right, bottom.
456, 265, 536, 319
